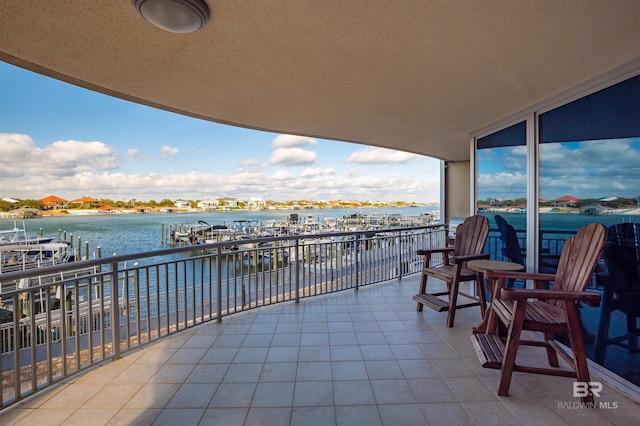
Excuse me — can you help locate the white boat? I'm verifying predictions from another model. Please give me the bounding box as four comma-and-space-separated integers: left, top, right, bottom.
0, 242, 74, 274
0, 221, 53, 246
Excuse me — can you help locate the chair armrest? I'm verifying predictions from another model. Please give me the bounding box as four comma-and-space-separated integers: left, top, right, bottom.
500, 288, 601, 305
417, 247, 454, 256
449, 253, 490, 264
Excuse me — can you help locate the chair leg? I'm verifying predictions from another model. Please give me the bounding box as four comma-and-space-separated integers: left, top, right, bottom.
446, 279, 460, 328
627, 314, 638, 352
416, 272, 427, 312
416, 257, 430, 312
475, 273, 486, 317
498, 300, 527, 397
543, 332, 560, 367
594, 300, 611, 364
566, 302, 594, 405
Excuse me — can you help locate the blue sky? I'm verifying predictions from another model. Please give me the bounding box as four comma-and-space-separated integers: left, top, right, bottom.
0, 61, 441, 203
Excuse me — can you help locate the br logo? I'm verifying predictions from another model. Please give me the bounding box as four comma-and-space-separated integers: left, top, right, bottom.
573, 382, 603, 398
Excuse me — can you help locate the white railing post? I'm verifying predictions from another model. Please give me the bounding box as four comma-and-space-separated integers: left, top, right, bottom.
109, 261, 120, 360
216, 247, 222, 322
397, 230, 403, 279
295, 238, 300, 302
355, 234, 361, 290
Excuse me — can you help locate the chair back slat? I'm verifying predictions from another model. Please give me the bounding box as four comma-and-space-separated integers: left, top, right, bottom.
553, 223, 607, 295
453, 215, 489, 257
608, 223, 640, 265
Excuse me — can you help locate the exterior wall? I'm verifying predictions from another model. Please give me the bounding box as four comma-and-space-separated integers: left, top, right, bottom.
443, 160, 470, 223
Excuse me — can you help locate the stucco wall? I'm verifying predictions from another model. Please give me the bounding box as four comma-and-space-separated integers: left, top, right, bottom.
444, 160, 470, 223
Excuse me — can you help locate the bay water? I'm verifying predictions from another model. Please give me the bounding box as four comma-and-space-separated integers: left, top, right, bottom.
0, 207, 439, 259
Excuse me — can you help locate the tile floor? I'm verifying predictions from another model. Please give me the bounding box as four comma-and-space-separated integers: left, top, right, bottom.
1, 275, 639, 425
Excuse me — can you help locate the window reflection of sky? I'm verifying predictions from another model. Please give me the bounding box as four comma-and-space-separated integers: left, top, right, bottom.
540, 138, 640, 200
478, 138, 640, 201
477, 145, 526, 201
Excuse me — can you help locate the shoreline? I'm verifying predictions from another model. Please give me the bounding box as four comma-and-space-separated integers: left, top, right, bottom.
1, 205, 440, 219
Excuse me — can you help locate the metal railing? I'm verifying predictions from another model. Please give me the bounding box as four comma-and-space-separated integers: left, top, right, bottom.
0, 224, 446, 408
485, 228, 574, 263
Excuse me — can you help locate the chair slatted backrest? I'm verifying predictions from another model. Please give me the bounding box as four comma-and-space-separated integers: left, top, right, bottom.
453, 215, 489, 257
608, 223, 640, 266
552, 223, 607, 299
495, 215, 519, 263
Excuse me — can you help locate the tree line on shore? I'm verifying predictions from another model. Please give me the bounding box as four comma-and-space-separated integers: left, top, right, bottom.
0, 197, 434, 212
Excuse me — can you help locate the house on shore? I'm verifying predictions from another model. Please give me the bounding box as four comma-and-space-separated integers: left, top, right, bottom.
41, 195, 69, 210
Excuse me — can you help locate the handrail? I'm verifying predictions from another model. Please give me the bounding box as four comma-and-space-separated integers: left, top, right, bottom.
0, 224, 446, 409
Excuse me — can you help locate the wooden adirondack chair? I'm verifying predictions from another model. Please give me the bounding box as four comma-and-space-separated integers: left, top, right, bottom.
471, 222, 606, 404
413, 215, 490, 327
594, 227, 640, 364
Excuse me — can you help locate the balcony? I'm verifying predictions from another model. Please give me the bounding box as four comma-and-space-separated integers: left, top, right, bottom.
1, 226, 639, 424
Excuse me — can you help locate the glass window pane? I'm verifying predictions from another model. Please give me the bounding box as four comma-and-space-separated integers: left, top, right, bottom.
476, 122, 527, 266
539, 77, 640, 386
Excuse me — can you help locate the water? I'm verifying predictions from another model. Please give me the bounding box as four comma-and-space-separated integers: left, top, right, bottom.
483, 211, 640, 234
0, 207, 439, 258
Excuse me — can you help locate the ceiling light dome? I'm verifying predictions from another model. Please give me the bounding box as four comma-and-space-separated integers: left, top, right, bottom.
133, 0, 210, 33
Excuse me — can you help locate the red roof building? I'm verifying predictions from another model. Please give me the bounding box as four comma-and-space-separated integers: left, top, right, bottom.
40, 195, 68, 210
552, 195, 580, 207
70, 196, 101, 208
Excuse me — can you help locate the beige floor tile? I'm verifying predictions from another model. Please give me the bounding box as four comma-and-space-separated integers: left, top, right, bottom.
40, 383, 104, 409
152, 408, 205, 425
199, 408, 248, 426
251, 382, 295, 407
293, 381, 334, 406
124, 383, 180, 409
135, 347, 177, 364
333, 380, 376, 405
245, 407, 292, 426
292, 406, 336, 426
407, 377, 457, 403
111, 363, 162, 384
462, 400, 521, 425
421, 402, 475, 425
83, 383, 143, 409
208, 382, 257, 408
378, 404, 428, 426
106, 408, 162, 425
370, 379, 416, 404
13, 407, 75, 426
62, 407, 119, 426
166, 383, 217, 408
148, 364, 195, 383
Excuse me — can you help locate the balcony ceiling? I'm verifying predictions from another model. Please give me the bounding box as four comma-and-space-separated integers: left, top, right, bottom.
1, 1, 640, 161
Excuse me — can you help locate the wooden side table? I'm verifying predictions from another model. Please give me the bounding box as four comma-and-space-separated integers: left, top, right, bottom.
467, 259, 525, 334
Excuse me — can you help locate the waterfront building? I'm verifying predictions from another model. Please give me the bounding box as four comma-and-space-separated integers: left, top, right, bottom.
196, 199, 219, 211
40, 195, 68, 210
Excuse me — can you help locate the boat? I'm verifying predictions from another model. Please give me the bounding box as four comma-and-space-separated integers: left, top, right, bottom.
0, 221, 54, 246
0, 242, 74, 274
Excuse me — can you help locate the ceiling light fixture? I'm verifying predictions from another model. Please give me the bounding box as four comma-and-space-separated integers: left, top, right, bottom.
133, 0, 210, 33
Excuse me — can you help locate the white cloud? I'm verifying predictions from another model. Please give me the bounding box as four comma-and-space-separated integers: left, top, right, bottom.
0, 133, 440, 203
127, 148, 142, 160
0, 133, 118, 178
0, 133, 35, 160
268, 147, 317, 166
272, 170, 295, 180
300, 167, 334, 177
271, 134, 317, 148
239, 158, 261, 168
161, 146, 179, 156
347, 147, 424, 164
